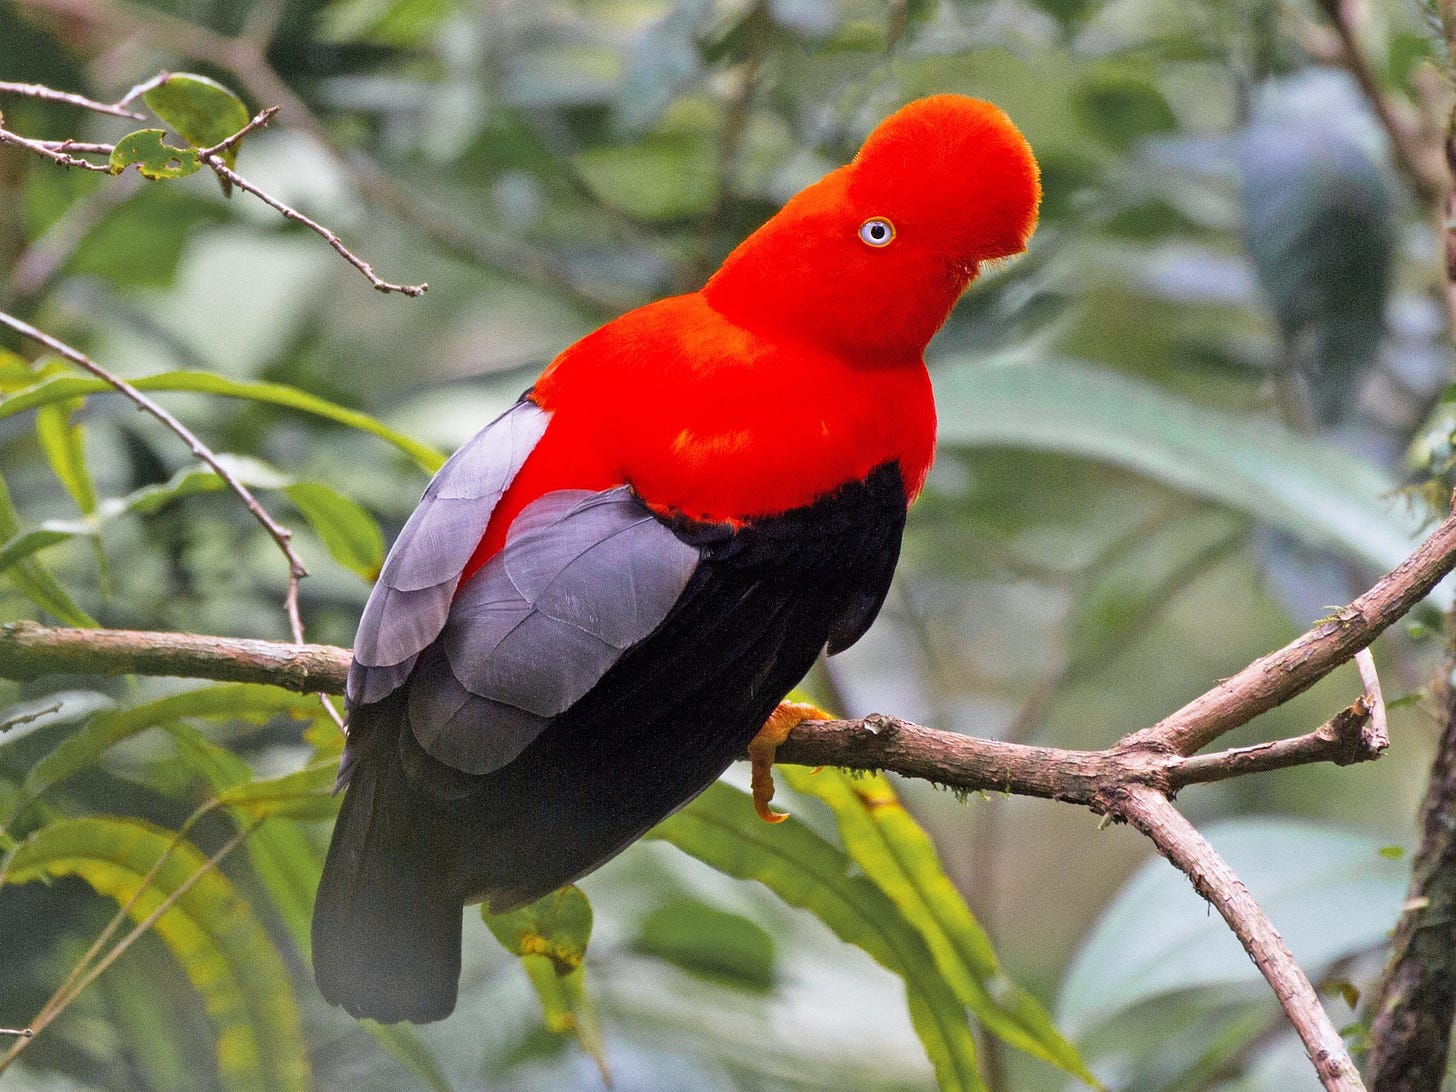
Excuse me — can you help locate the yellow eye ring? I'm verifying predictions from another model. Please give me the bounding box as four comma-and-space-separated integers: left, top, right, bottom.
858, 217, 895, 247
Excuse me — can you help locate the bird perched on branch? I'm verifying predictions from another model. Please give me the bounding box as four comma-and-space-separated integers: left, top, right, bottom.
312, 93, 1040, 1023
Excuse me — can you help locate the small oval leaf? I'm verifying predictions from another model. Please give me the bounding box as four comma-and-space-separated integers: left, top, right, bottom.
144, 73, 251, 173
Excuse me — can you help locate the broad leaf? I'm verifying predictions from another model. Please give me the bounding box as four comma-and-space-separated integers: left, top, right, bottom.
932, 358, 1422, 577
35, 401, 97, 515
144, 73, 251, 185
0, 471, 95, 626
1058, 817, 1408, 1036
633, 897, 777, 992
484, 885, 608, 1077
8, 684, 321, 829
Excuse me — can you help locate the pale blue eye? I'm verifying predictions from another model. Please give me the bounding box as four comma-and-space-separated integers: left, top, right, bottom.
858, 217, 895, 246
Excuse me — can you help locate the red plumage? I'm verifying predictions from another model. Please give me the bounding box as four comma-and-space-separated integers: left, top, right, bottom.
313, 94, 1040, 1023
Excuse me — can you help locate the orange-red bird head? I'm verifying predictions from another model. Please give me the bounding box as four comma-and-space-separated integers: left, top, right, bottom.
706, 94, 1041, 362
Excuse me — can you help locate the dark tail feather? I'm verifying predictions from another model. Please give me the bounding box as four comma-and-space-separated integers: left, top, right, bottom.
312, 709, 463, 1024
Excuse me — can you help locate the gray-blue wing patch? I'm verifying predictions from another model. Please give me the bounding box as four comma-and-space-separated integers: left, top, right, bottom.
347, 400, 549, 707
407, 487, 702, 775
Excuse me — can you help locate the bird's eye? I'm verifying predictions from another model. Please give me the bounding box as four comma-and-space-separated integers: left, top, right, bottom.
858, 217, 895, 247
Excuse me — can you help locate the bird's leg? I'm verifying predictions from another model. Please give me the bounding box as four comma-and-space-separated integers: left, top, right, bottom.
749, 700, 832, 823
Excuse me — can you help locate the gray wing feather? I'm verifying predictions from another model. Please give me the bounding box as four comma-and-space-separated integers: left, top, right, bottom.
347, 400, 549, 707
406, 645, 551, 774
408, 486, 702, 775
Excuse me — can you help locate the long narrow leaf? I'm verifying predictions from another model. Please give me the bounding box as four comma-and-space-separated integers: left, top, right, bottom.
165, 720, 453, 1092
781, 767, 1098, 1085
0, 372, 445, 472
1, 817, 308, 1092
647, 781, 985, 1092
0, 471, 95, 626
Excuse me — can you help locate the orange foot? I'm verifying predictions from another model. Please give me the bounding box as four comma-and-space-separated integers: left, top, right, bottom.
749, 701, 832, 823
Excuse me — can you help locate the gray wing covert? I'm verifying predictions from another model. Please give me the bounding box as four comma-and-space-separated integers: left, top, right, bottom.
347, 400, 550, 707
406, 487, 703, 775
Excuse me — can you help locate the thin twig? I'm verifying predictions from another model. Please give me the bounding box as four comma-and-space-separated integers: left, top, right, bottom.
1312, 0, 1444, 205
0, 80, 145, 120
195, 105, 278, 160
0, 1029, 31, 1039
33, 139, 114, 154
1354, 647, 1389, 751
0, 124, 113, 172
1167, 696, 1380, 785
16, 0, 632, 312
201, 154, 426, 297
112, 72, 169, 110
0, 311, 310, 621
0, 817, 257, 1073
1113, 787, 1364, 1090
1124, 502, 1456, 757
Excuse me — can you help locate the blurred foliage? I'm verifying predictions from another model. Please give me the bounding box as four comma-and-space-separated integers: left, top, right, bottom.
0, 0, 1453, 1088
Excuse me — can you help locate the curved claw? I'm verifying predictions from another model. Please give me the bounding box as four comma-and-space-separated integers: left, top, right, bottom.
749, 701, 832, 823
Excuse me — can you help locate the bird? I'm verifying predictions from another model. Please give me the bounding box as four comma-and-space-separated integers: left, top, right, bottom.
311, 93, 1041, 1024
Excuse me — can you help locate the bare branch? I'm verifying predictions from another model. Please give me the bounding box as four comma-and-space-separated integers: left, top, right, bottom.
1124, 506, 1456, 756
1166, 696, 1380, 786
1113, 787, 1363, 1090
1365, 638, 1456, 1089
0, 123, 112, 172
1354, 647, 1389, 751
0, 80, 145, 120
201, 152, 427, 297
195, 105, 278, 160
0, 620, 1400, 802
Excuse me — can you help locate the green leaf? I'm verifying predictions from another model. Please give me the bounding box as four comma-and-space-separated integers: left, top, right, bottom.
109, 129, 201, 180
1, 817, 308, 1092
318, 0, 459, 47
0, 457, 291, 579
633, 897, 777, 991
932, 358, 1422, 577
575, 133, 716, 220
144, 73, 251, 175
35, 401, 97, 515
0, 522, 90, 576
0, 470, 96, 626
214, 760, 340, 821
484, 886, 608, 1077
781, 767, 1098, 1085
1240, 71, 1394, 426
159, 718, 451, 1091
1, 372, 445, 472
1074, 67, 1177, 150
1058, 818, 1409, 1036
8, 684, 321, 829
647, 781, 984, 1092
284, 482, 385, 581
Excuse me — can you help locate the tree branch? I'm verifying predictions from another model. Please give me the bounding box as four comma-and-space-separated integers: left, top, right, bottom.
1113, 787, 1363, 1090
1365, 642, 1456, 1090
7, 492, 1452, 1090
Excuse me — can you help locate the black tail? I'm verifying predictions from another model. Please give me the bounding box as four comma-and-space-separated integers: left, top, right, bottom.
311, 705, 464, 1024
